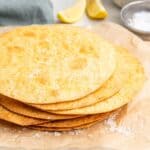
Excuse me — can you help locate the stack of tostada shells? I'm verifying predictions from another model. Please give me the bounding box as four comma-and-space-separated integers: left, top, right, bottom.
0, 25, 145, 131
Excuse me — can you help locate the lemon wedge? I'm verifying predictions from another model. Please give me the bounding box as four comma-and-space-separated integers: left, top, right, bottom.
57, 0, 86, 23
86, 0, 108, 19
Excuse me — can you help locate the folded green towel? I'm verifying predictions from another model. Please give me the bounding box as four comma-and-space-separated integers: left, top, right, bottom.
0, 0, 54, 25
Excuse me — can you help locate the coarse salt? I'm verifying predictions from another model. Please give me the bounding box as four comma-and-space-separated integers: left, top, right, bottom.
128, 11, 150, 32
104, 115, 132, 136
34, 133, 41, 138
53, 131, 61, 136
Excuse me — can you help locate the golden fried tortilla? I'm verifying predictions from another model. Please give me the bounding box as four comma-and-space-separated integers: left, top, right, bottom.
0, 25, 116, 104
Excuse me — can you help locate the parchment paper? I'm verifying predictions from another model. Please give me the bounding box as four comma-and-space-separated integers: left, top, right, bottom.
0, 22, 149, 150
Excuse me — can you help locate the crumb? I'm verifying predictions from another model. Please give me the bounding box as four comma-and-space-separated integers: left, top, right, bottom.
53, 131, 61, 136
105, 115, 132, 136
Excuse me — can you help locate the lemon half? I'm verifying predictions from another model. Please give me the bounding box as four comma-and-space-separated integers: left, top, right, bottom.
86, 0, 108, 19
57, 0, 86, 23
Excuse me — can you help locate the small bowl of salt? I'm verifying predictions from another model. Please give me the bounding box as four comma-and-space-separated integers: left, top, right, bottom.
121, 0, 150, 35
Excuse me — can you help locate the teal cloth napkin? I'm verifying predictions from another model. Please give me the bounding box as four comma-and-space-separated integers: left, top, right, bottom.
0, 0, 54, 25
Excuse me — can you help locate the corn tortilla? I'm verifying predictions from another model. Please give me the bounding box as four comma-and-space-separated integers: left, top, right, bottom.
37, 112, 111, 128
0, 95, 79, 120
31, 122, 98, 131
0, 25, 116, 104
0, 105, 111, 129
0, 105, 46, 126
50, 47, 145, 115
31, 46, 129, 111
31, 106, 124, 131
